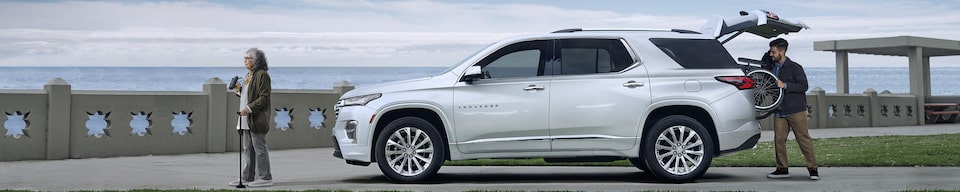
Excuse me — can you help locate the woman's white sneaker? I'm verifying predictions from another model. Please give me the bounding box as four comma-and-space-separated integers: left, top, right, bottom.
227, 179, 252, 186
248, 179, 273, 187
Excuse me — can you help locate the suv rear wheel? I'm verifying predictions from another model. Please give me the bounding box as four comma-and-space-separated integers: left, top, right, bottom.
641, 115, 714, 183
374, 117, 446, 182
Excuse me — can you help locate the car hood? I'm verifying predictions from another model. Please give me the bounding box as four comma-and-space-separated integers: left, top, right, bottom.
340, 76, 438, 99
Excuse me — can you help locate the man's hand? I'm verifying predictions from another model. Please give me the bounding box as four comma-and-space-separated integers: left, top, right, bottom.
776, 80, 785, 88
239, 107, 250, 116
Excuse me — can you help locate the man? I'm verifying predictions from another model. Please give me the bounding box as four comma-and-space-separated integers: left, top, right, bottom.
229, 48, 274, 187
765, 38, 819, 180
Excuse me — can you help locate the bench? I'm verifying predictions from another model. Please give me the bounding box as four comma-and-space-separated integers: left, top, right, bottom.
924, 103, 960, 123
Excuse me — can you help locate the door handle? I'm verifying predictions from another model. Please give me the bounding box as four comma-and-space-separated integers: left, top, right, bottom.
623, 81, 644, 88
523, 85, 545, 91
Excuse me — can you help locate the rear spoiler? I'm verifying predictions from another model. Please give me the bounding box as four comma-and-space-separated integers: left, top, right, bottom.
700, 10, 810, 44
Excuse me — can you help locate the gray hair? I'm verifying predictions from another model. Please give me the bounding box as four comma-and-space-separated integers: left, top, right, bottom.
246, 48, 269, 71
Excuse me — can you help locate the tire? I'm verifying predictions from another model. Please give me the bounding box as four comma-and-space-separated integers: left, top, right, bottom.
756, 110, 775, 120
374, 117, 446, 182
628, 158, 650, 172
748, 69, 783, 111
641, 115, 714, 183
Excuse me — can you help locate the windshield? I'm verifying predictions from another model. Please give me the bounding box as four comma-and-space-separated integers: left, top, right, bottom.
437, 46, 487, 76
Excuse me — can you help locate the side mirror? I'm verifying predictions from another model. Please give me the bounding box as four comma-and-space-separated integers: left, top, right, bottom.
461, 66, 483, 83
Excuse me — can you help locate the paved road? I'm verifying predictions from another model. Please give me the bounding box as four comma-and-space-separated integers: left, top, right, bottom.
2, 124, 959, 191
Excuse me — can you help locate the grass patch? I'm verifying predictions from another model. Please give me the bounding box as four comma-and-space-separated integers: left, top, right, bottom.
446, 133, 960, 167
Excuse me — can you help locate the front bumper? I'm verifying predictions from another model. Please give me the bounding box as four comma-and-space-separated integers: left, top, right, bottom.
331, 105, 377, 164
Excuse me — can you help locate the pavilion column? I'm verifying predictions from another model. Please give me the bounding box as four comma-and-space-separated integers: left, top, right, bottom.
908, 47, 926, 125
922, 56, 931, 97
835, 51, 849, 94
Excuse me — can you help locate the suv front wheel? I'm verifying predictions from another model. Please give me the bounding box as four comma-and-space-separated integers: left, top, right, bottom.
641, 115, 714, 183
374, 117, 446, 182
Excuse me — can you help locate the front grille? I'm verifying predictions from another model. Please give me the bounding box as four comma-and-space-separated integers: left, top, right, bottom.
334, 100, 344, 118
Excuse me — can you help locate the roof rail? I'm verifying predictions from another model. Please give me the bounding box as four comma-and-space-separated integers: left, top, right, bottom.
670, 29, 701, 34
552, 28, 583, 33
552, 28, 701, 34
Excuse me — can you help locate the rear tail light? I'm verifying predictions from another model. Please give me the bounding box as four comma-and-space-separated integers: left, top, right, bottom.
715, 76, 755, 90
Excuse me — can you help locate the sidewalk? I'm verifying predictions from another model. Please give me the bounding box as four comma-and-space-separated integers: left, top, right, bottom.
759, 123, 960, 142
2, 124, 959, 191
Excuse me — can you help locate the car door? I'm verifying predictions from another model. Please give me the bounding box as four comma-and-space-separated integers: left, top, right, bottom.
453, 40, 553, 153
548, 38, 651, 151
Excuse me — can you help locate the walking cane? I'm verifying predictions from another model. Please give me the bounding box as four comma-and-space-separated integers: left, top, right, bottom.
228, 76, 247, 188
236, 113, 246, 188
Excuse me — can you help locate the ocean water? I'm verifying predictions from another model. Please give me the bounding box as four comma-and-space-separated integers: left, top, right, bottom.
0, 67, 958, 95
0, 67, 446, 91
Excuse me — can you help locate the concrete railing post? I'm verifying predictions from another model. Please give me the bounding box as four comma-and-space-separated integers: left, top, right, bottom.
812, 87, 827, 129
44, 78, 71, 160
864, 88, 879, 127
204, 78, 227, 153
333, 80, 354, 97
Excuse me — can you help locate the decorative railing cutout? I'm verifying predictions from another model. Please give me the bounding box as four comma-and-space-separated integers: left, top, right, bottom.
828, 105, 837, 118
85, 111, 111, 138
857, 105, 866, 118
893, 105, 902, 117
843, 104, 852, 118
881, 105, 889, 117
130, 111, 152, 136
4, 111, 30, 139
906, 106, 913, 117
171, 111, 193, 135
308, 108, 327, 129
274, 107, 293, 131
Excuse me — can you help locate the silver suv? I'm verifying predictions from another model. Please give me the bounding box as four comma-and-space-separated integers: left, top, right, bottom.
332, 10, 808, 183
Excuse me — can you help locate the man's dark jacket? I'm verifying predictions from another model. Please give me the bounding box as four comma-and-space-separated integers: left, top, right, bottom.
767, 57, 809, 116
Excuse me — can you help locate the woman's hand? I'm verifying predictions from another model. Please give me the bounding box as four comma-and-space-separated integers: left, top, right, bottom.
239, 107, 250, 116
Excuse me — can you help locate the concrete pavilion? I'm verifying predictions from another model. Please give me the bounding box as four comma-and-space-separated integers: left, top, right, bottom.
814, 36, 960, 125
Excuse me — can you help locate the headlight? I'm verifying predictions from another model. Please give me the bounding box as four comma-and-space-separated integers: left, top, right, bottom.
340, 93, 382, 106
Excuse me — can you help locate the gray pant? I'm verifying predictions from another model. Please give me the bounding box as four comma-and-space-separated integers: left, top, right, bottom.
241, 130, 272, 181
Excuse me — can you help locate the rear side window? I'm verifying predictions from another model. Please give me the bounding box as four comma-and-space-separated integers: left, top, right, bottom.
556, 39, 635, 75
650, 38, 737, 69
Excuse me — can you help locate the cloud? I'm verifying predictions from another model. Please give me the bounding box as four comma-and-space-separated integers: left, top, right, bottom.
0, 0, 958, 67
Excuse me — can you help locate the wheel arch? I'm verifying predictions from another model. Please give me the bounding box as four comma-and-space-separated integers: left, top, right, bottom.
372, 106, 451, 162
642, 104, 719, 156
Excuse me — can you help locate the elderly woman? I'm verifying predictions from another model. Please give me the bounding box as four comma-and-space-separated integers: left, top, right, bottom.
230, 48, 273, 187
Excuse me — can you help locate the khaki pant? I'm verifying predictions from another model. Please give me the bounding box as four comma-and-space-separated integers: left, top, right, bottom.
773, 111, 818, 171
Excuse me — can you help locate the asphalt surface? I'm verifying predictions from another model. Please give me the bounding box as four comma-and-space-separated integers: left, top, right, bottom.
2, 123, 959, 191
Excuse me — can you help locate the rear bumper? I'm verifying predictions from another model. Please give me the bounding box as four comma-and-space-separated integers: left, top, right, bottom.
716, 120, 761, 155
720, 134, 760, 155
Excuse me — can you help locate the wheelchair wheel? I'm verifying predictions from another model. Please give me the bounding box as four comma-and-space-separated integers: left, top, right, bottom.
756, 110, 775, 120
747, 70, 783, 111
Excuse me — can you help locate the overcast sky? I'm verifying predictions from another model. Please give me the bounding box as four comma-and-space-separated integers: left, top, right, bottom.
1, 0, 959, 67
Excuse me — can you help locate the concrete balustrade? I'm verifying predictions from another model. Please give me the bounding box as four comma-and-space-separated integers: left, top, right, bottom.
758, 87, 927, 130
1, 78, 353, 161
